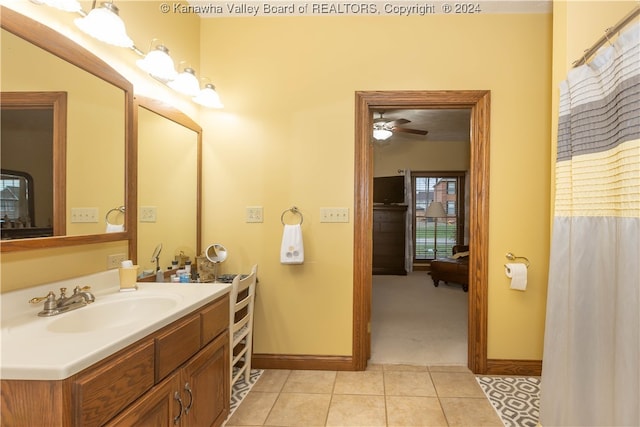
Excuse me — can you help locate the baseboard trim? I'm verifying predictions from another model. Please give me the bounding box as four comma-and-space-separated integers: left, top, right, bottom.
252, 354, 355, 371
485, 359, 542, 376
252, 355, 542, 376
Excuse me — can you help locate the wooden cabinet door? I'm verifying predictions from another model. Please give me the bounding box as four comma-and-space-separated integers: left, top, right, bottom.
74, 339, 155, 426
182, 331, 230, 427
106, 375, 180, 427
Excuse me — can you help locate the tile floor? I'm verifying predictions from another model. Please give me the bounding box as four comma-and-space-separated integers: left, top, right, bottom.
225, 364, 503, 426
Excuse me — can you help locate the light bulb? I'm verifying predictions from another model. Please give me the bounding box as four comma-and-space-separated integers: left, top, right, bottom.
193, 84, 224, 108
74, 2, 133, 48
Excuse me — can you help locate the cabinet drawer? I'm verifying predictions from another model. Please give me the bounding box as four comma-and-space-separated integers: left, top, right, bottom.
73, 339, 155, 426
155, 314, 201, 381
201, 294, 229, 346
374, 212, 405, 223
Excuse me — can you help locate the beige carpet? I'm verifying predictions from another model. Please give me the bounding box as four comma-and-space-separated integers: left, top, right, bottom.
371, 271, 468, 366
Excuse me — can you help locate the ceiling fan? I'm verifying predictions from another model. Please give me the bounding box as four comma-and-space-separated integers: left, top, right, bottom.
373, 112, 428, 141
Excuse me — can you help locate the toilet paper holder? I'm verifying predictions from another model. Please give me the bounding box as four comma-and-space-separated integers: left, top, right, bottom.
505, 252, 530, 268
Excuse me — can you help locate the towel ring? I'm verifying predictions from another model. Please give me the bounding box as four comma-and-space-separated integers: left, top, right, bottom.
505, 252, 530, 268
105, 206, 125, 226
281, 206, 303, 225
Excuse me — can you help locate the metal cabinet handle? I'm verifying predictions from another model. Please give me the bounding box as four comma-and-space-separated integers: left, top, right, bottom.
173, 391, 183, 425
184, 382, 193, 414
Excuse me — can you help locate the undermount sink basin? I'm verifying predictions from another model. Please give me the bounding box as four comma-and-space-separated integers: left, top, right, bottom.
46, 295, 180, 334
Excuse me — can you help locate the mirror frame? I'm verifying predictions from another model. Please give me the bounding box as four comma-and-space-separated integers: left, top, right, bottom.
133, 96, 202, 264
0, 6, 136, 253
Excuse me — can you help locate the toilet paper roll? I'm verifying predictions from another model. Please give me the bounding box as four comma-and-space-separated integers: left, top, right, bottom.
505, 262, 528, 291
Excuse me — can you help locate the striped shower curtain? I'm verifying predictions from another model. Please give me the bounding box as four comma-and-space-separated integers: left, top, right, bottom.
540, 22, 639, 426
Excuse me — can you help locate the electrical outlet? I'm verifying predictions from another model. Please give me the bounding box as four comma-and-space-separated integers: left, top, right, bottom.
70, 207, 99, 223
140, 206, 157, 222
246, 206, 263, 223
107, 253, 127, 269
320, 207, 349, 223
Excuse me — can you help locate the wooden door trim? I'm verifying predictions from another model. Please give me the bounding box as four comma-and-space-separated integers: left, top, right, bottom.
352, 90, 490, 373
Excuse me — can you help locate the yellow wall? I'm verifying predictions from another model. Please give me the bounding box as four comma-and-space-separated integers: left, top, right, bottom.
199, 14, 553, 359
374, 140, 470, 176
1, 3, 558, 362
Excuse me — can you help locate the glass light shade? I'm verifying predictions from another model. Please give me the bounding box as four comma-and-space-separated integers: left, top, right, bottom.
74, 2, 133, 48
136, 45, 177, 81
193, 84, 224, 108
36, 0, 82, 12
168, 68, 200, 96
373, 128, 393, 141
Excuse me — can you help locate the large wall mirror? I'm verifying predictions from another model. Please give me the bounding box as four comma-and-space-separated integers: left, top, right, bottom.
0, 7, 135, 252
135, 96, 202, 275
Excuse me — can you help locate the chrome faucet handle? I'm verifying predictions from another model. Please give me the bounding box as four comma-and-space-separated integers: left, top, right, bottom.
29, 291, 56, 304
73, 285, 91, 293
59, 287, 67, 298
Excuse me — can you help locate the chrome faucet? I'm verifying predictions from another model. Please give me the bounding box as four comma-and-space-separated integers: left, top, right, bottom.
29, 286, 95, 317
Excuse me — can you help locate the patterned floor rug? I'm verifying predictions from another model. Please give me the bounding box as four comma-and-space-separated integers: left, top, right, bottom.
229, 369, 264, 415
476, 376, 541, 427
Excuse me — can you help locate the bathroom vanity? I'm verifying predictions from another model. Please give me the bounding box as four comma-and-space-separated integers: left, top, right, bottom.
0, 270, 231, 426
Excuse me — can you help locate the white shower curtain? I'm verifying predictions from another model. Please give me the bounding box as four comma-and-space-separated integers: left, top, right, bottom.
540, 22, 639, 426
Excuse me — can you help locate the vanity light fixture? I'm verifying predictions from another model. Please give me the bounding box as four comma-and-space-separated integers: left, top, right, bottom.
193, 83, 224, 109
168, 67, 200, 96
74, 1, 133, 48
136, 43, 178, 81
29, 0, 225, 109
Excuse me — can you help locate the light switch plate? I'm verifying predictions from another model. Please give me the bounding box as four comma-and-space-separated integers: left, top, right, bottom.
70, 207, 98, 223
320, 207, 349, 223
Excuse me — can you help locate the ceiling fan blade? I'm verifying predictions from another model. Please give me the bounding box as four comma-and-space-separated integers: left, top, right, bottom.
386, 118, 411, 127
392, 127, 428, 135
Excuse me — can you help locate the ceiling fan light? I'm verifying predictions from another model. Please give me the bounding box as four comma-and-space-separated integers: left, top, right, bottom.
193, 84, 224, 108
74, 2, 133, 48
136, 45, 177, 81
373, 128, 393, 141
168, 67, 200, 96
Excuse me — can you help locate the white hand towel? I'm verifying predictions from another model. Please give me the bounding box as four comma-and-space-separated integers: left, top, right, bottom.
280, 224, 304, 264
106, 223, 124, 233
505, 263, 528, 291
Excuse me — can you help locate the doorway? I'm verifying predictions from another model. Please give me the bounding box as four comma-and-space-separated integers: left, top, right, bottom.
352, 90, 490, 373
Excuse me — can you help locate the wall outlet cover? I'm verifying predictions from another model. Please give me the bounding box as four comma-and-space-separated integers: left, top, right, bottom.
246, 206, 264, 223
107, 253, 127, 269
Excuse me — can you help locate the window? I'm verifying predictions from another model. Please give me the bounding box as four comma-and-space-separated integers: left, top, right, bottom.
412, 173, 465, 261
446, 200, 456, 215
1, 169, 35, 227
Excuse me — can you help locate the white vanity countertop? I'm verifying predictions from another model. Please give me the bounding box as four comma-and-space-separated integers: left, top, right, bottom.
1, 270, 231, 381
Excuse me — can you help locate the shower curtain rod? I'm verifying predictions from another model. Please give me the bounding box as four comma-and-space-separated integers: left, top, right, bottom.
572, 5, 640, 68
